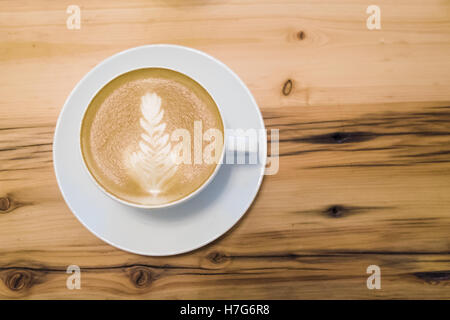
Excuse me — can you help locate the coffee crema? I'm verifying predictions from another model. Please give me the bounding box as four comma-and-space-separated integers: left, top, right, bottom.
80, 68, 224, 206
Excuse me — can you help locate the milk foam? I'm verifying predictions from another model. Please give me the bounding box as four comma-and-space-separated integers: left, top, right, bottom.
127, 93, 178, 196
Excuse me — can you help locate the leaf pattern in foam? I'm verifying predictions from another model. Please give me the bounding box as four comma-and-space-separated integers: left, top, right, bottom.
129, 93, 178, 196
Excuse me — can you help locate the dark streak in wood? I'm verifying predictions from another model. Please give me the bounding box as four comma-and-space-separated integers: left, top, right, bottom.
402, 150, 450, 158
292, 132, 376, 145
282, 79, 293, 96
278, 148, 332, 157
0, 165, 51, 172
0, 125, 53, 131
307, 159, 450, 169
281, 146, 399, 157
32, 149, 52, 154
8, 156, 34, 161
321, 250, 450, 255
346, 146, 400, 152
414, 159, 450, 165
307, 163, 411, 169
297, 205, 391, 218
262, 115, 284, 120
264, 118, 341, 128
430, 106, 450, 109
0, 143, 52, 153
387, 218, 439, 222
413, 271, 450, 284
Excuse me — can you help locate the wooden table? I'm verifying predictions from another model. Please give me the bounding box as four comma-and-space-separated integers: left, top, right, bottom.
0, 0, 449, 299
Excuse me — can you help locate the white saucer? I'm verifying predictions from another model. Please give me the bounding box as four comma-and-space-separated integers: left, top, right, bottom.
53, 45, 266, 256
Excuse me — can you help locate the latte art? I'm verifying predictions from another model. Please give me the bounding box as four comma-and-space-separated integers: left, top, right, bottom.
80, 68, 224, 206
127, 93, 178, 196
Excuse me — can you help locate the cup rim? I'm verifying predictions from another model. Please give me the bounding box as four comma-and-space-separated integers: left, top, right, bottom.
77, 45, 227, 209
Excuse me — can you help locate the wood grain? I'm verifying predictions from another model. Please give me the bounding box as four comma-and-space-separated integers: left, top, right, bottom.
0, 0, 449, 299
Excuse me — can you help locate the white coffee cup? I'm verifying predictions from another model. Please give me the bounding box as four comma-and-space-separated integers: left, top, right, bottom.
78, 45, 265, 209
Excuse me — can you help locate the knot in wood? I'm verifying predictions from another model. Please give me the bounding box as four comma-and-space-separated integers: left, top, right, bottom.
331, 132, 349, 144
282, 79, 293, 96
207, 251, 228, 264
326, 205, 345, 218
0, 197, 11, 211
129, 267, 153, 289
5, 270, 33, 291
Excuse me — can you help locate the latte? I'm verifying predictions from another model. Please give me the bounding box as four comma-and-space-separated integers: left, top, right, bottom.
80, 68, 224, 206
